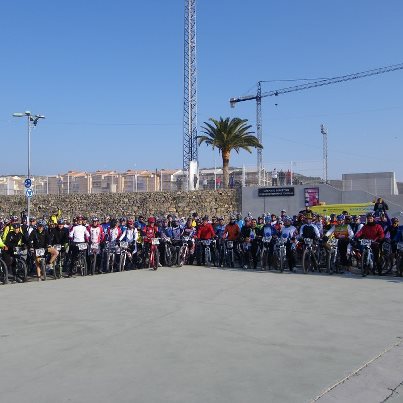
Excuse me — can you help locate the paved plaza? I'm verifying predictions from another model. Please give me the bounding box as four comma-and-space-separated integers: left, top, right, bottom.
0, 267, 402, 403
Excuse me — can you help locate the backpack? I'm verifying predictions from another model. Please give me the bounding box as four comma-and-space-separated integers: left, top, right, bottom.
302, 225, 316, 239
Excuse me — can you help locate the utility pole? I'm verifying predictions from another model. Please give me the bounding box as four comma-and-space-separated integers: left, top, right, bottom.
256, 81, 263, 185
321, 124, 328, 184
183, 0, 198, 177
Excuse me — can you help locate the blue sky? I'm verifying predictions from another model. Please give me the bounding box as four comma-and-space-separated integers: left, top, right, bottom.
1, 0, 402, 180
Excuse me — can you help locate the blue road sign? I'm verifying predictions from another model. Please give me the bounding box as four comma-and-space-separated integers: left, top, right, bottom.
24, 178, 32, 188
25, 188, 34, 198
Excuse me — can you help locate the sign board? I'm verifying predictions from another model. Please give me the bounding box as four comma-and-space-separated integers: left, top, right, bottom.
24, 178, 32, 188
311, 203, 374, 216
304, 187, 320, 206
25, 188, 34, 198
258, 187, 295, 197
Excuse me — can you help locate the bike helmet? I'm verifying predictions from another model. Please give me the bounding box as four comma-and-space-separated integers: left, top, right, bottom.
110, 219, 118, 227
202, 215, 209, 221
119, 217, 126, 223
284, 216, 292, 222
148, 217, 156, 224
29, 217, 36, 222
264, 216, 271, 224
336, 214, 345, 221
10, 215, 18, 222
127, 219, 134, 225
57, 218, 64, 225
391, 217, 399, 224
12, 223, 21, 229
76, 215, 83, 220
37, 219, 46, 226
366, 212, 375, 218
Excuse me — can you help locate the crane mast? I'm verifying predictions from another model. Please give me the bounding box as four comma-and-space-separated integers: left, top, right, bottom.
230, 63, 403, 185
183, 0, 198, 172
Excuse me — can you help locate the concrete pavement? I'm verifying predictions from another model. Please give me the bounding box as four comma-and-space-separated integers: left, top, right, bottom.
0, 267, 402, 403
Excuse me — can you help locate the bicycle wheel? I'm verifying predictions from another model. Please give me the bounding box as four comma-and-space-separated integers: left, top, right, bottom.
326, 251, 334, 275
279, 248, 285, 273
153, 249, 159, 270
41, 260, 47, 281
361, 250, 369, 277
260, 249, 269, 270
119, 253, 126, 272
78, 255, 87, 276
302, 249, 311, 274
15, 259, 28, 283
205, 248, 211, 266
54, 259, 62, 279
379, 253, 392, 275
90, 254, 97, 275
0, 258, 8, 284
179, 246, 187, 267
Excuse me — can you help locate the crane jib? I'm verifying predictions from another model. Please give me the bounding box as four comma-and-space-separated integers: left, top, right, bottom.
229, 62, 403, 104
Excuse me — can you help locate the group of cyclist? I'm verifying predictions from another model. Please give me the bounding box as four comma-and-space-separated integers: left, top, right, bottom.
1, 199, 402, 283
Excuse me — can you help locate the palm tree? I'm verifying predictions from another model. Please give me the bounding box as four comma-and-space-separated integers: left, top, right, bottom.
198, 117, 263, 189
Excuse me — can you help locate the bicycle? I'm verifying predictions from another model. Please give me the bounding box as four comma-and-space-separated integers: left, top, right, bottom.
379, 240, 393, 276
223, 239, 235, 268
326, 238, 340, 275
118, 241, 130, 272
35, 247, 47, 280
13, 246, 28, 282
148, 238, 160, 270
72, 242, 88, 276
102, 241, 118, 273
395, 242, 403, 276
52, 244, 63, 279
0, 251, 8, 285
88, 242, 101, 275
178, 236, 191, 266
260, 236, 272, 270
360, 239, 374, 277
302, 238, 318, 274
272, 235, 287, 272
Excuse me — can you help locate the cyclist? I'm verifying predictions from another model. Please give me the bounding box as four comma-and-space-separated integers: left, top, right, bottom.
224, 215, 241, 241
2, 223, 28, 282
235, 213, 244, 230
350, 215, 364, 235
68, 215, 90, 277
240, 217, 263, 269
106, 219, 122, 242
29, 220, 59, 280
1, 215, 19, 242
280, 216, 298, 272
299, 214, 320, 241
355, 212, 385, 275
195, 215, 216, 265
101, 215, 111, 235
323, 214, 354, 272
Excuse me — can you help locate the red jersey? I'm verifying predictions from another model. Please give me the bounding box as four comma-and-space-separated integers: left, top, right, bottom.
144, 225, 159, 242
196, 223, 216, 240
356, 224, 384, 242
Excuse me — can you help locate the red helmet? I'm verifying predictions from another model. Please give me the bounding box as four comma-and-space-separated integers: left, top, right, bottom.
127, 219, 134, 225
148, 217, 156, 224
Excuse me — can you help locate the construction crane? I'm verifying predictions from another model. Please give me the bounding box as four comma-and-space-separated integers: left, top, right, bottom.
230, 62, 403, 185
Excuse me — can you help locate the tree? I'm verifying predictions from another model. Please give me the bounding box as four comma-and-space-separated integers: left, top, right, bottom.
198, 117, 263, 189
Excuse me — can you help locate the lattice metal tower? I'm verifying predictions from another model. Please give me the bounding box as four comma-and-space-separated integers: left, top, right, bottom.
183, 0, 198, 170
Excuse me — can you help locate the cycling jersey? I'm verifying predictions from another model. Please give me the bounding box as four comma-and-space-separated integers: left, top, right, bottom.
215, 224, 226, 239
356, 224, 384, 241
224, 223, 240, 241
144, 225, 159, 242
120, 227, 138, 243
107, 227, 122, 242
196, 223, 215, 240
281, 225, 298, 239
89, 226, 104, 244
69, 225, 90, 243
325, 224, 354, 239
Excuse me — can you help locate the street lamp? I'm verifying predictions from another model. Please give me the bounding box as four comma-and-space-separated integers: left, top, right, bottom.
12, 111, 45, 223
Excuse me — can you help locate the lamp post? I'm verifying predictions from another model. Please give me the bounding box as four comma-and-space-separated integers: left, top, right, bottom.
12, 111, 45, 223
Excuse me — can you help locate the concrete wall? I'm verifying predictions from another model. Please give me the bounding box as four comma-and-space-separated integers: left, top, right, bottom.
242, 184, 403, 217
0, 189, 241, 220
